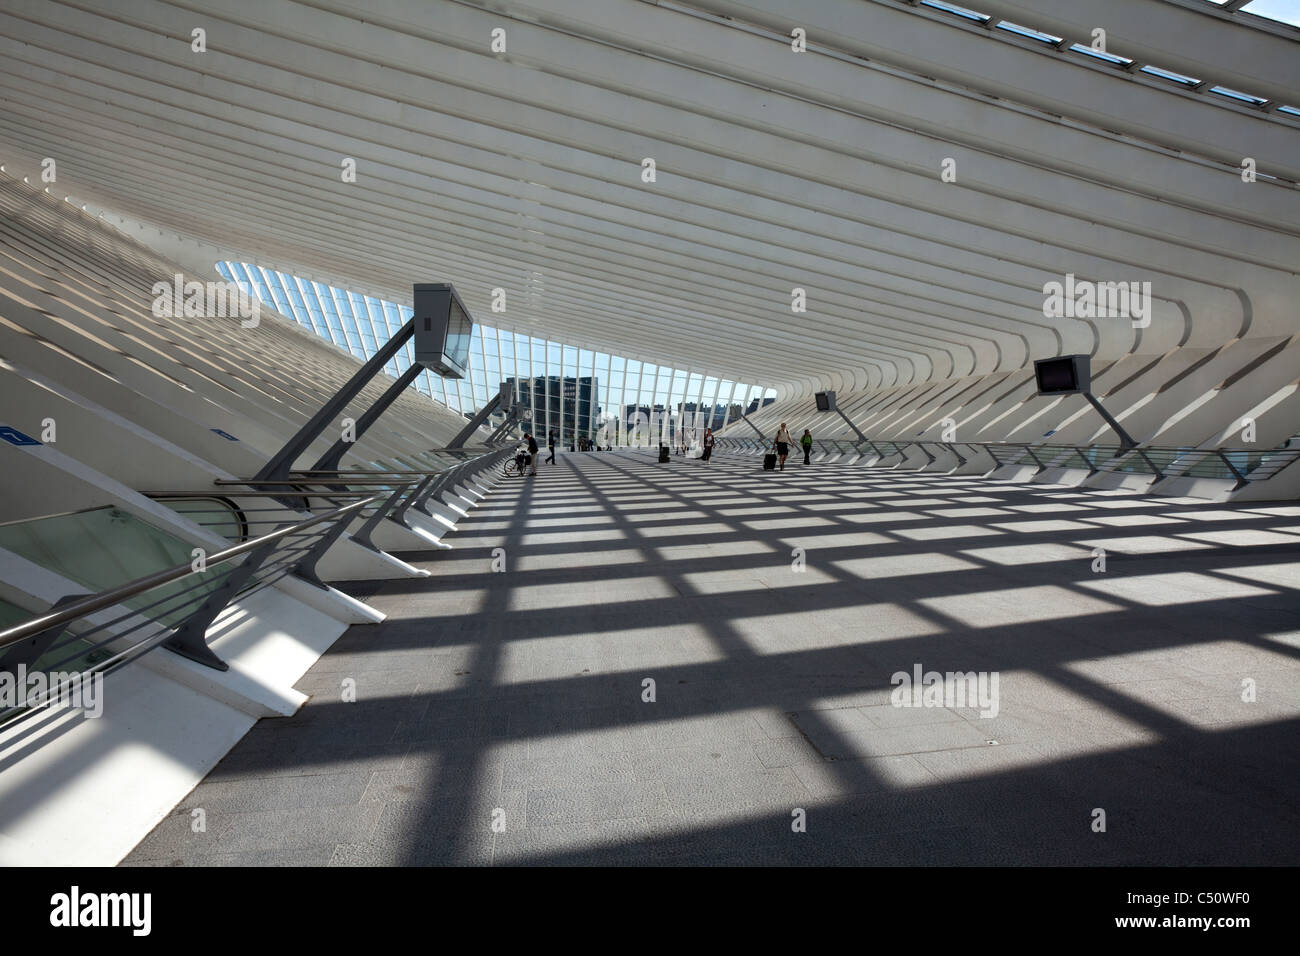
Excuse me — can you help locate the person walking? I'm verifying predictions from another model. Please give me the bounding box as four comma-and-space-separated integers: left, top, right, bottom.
773, 422, 794, 471
801, 429, 813, 465
526, 432, 540, 476
546, 430, 556, 465
702, 428, 715, 463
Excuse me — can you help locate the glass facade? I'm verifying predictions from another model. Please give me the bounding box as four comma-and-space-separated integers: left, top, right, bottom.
217, 262, 777, 445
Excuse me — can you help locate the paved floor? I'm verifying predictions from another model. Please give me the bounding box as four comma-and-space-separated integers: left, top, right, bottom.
125, 449, 1300, 865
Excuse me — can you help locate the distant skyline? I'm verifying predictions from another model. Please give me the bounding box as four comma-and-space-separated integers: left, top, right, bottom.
218, 262, 776, 422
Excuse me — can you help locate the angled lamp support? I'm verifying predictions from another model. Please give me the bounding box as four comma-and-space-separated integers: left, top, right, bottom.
1033, 355, 1138, 455
836, 408, 870, 444
485, 400, 532, 445
311, 363, 424, 473
253, 281, 476, 489
253, 318, 416, 487
814, 390, 870, 444
736, 413, 766, 440
448, 392, 502, 449
1084, 392, 1138, 454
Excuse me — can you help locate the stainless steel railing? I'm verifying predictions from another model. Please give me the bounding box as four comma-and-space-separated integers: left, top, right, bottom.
710, 436, 1300, 488
0, 445, 513, 726
0, 495, 376, 725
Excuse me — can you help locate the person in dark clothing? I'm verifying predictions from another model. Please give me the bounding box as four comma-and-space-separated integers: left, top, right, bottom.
801, 429, 813, 465
702, 428, 715, 462
526, 432, 539, 476
546, 430, 557, 465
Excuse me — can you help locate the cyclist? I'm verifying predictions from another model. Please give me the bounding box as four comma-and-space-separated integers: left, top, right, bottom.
526, 432, 540, 476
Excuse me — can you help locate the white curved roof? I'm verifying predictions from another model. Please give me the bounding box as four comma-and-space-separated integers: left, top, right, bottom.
0, 0, 1296, 399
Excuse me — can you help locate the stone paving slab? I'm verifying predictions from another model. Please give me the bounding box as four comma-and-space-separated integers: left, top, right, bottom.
124, 450, 1300, 866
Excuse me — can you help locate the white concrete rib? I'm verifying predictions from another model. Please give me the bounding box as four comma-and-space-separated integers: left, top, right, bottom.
0, 0, 1295, 400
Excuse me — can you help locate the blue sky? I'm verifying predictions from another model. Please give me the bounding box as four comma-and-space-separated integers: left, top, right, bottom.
1232, 0, 1300, 27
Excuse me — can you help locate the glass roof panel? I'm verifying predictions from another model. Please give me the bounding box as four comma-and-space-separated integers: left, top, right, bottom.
920, 1, 991, 24
1209, 85, 1269, 104
1239, 1, 1300, 27
216, 262, 769, 420
1141, 65, 1202, 86
995, 21, 1064, 44
1069, 43, 1134, 67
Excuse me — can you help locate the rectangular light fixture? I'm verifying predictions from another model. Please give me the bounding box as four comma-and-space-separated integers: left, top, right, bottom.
1034, 355, 1090, 395
413, 283, 472, 379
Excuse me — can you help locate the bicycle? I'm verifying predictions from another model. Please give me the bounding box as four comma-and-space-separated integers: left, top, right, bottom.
503, 456, 525, 477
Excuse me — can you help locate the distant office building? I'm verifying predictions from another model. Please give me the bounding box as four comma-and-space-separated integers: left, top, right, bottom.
506, 375, 600, 442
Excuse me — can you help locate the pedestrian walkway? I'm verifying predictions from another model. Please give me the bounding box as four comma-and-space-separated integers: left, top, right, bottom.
125, 450, 1300, 865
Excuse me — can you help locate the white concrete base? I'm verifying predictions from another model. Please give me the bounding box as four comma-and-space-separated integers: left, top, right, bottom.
954, 450, 998, 475
440, 492, 473, 515
1150, 475, 1234, 501
455, 482, 485, 502
399, 512, 455, 549
898, 447, 934, 470
921, 449, 963, 472
368, 518, 449, 553
315, 534, 427, 581
324, 540, 432, 579
1230, 459, 1300, 501
1029, 466, 1092, 487
1083, 470, 1158, 493
274, 576, 385, 625
421, 502, 462, 531
989, 463, 1041, 483
0, 585, 352, 866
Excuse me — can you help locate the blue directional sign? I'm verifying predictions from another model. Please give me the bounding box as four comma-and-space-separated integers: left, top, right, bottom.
0, 425, 41, 446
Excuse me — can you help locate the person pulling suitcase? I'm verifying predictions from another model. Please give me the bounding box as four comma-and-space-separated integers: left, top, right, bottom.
773, 422, 794, 471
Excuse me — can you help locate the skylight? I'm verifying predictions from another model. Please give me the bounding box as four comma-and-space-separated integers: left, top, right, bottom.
920, 1, 991, 25
215, 262, 775, 432
1069, 43, 1134, 67
1237, 0, 1300, 28
911, 0, 1288, 108
1210, 85, 1270, 105
995, 21, 1063, 45
1140, 65, 1202, 86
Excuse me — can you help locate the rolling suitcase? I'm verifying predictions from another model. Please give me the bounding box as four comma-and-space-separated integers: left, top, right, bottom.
763, 453, 777, 470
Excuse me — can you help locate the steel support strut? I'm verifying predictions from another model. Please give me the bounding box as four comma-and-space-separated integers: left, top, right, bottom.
253, 318, 415, 489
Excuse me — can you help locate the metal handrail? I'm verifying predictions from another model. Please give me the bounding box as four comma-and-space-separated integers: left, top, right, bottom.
213, 478, 418, 486
287, 467, 465, 476
714, 432, 1300, 487
0, 438, 510, 721
0, 496, 377, 652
